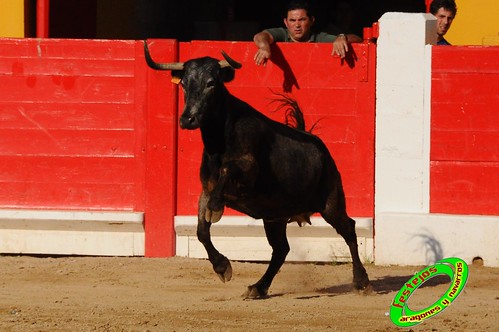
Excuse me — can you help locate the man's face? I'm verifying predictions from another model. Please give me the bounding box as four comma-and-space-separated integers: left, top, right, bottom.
434, 7, 455, 37
284, 9, 314, 42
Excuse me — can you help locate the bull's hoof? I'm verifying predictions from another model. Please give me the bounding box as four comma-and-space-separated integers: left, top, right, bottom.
357, 282, 374, 295
216, 263, 232, 283
242, 284, 269, 299
353, 275, 373, 295
205, 207, 224, 223
213, 257, 232, 283
353, 267, 371, 292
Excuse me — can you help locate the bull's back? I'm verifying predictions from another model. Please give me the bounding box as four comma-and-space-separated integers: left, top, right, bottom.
224, 108, 338, 218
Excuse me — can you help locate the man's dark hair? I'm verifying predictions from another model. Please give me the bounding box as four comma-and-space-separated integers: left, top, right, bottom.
284, 0, 315, 19
429, 0, 457, 16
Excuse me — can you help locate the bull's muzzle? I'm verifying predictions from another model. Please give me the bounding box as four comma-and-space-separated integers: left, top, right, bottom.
179, 114, 199, 130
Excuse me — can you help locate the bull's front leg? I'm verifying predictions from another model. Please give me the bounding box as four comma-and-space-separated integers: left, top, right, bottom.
198, 191, 232, 282
206, 156, 256, 223
204, 167, 227, 223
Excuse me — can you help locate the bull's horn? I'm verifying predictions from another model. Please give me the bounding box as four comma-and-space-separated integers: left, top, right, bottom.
144, 41, 184, 71
219, 50, 242, 69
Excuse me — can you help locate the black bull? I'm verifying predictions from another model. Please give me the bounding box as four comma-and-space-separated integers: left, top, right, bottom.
144, 42, 371, 298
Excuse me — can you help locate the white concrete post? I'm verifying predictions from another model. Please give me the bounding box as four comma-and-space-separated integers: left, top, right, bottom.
375, 12, 436, 215
374, 13, 499, 268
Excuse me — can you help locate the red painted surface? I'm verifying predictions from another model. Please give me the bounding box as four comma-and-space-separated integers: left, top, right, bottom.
425, 0, 432, 13
0, 38, 143, 210
176, 41, 376, 218
36, 0, 50, 38
431, 46, 499, 215
2, 37, 496, 258
0, 38, 178, 257
143, 40, 178, 257
2, 38, 496, 257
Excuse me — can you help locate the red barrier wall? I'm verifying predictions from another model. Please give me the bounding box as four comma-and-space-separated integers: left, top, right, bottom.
0, 38, 375, 257
176, 41, 376, 218
0, 38, 178, 257
0, 39, 143, 210
2, 38, 497, 257
143, 40, 178, 257
431, 46, 499, 215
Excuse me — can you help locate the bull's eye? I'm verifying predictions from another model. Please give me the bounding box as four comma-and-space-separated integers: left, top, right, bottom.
206, 80, 216, 89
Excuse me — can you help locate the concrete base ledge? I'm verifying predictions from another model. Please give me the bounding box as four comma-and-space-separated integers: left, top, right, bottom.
0, 209, 145, 256
375, 212, 499, 267
175, 216, 373, 263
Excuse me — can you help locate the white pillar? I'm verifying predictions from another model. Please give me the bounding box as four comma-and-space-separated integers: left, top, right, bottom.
375, 12, 436, 215
374, 13, 499, 268
375, 13, 437, 265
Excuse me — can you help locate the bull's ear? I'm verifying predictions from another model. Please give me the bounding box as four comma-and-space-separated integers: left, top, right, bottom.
171, 70, 184, 84
220, 67, 235, 83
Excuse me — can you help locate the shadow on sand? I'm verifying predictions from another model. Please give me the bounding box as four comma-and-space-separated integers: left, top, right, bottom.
285, 274, 450, 300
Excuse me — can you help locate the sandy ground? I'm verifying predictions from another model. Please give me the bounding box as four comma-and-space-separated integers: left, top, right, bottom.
0, 255, 497, 332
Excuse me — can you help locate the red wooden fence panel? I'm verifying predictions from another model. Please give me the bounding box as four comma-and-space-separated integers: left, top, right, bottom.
0, 39, 145, 211
7, 39, 495, 256
143, 39, 178, 257
0, 38, 178, 257
431, 46, 499, 215
0, 38, 376, 257
176, 41, 376, 218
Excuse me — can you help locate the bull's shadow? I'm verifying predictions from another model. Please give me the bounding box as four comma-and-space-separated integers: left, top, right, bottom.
281, 274, 450, 300
269, 44, 358, 93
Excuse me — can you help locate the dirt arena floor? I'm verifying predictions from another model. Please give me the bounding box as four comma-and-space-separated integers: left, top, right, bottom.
0, 255, 497, 331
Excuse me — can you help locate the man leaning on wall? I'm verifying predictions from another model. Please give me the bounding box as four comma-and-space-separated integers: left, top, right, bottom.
253, 0, 362, 65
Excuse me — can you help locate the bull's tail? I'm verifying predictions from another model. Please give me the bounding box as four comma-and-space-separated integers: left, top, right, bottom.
271, 92, 306, 131
271, 92, 320, 133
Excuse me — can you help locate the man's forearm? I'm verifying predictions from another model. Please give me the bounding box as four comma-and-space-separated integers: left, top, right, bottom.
345, 34, 362, 43
254, 31, 274, 49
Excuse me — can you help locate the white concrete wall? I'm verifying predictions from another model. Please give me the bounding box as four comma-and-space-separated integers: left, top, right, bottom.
0, 210, 144, 256
175, 216, 374, 263
375, 13, 436, 214
374, 13, 499, 267
376, 213, 499, 267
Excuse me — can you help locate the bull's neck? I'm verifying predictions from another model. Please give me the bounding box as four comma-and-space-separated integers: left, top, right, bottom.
199, 98, 230, 155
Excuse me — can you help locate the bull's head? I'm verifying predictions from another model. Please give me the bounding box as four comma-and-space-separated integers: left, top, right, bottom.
144, 41, 242, 130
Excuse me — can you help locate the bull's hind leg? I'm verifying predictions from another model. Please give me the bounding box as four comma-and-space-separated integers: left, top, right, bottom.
197, 191, 232, 283
244, 220, 289, 299
322, 195, 371, 292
